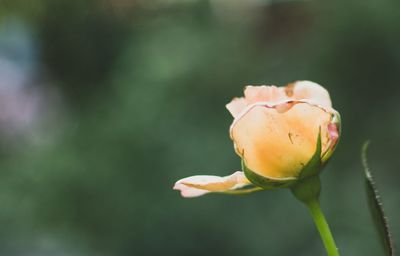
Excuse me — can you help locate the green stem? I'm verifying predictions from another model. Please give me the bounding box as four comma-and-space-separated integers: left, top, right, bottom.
290, 176, 340, 256
306, 199, 340, 256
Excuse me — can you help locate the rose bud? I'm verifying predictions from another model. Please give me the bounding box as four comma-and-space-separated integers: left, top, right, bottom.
174, 81, 340, 197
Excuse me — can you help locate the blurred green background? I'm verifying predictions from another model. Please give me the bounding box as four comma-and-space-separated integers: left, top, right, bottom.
0, 0, 399, 255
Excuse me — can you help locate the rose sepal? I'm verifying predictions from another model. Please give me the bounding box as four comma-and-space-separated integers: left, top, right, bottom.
242, 160, 296, 189
298, 129, 322, 179
242, 131, 323, 189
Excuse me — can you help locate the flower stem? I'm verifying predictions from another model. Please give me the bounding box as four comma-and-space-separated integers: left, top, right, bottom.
306, 199, 340, 256
290, 176, 340, 256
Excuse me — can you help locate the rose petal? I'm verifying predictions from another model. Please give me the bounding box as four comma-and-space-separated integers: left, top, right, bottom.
173, 171, 251, 198
226, 97, 247, 118
173, 183, 210, 198
230, 102, 332, 179
244, 85, 288, 104
288, 81, 332, 108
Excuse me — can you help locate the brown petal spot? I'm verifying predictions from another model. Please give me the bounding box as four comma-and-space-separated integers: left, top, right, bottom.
284, 83, 295, 97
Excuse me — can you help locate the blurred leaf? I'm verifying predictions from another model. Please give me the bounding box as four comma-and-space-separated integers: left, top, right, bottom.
361, 141, 395, 256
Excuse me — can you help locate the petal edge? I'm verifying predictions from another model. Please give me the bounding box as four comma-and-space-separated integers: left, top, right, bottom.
173, 171, 252, 198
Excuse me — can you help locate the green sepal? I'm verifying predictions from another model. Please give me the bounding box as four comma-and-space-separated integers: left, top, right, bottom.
216, 185, 263, 195
241, 130, 323, 189
291, 175, 321, 203
290, 130, 323, 203
299, 129, 322, 179
242, 160, 296, 189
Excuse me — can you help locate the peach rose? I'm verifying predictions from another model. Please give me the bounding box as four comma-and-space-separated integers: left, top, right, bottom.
174, 81, 340, 198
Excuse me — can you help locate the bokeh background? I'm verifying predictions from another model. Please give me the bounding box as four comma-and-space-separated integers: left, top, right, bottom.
0, 0, 399, 255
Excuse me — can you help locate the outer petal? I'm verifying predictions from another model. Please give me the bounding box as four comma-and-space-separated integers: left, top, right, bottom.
286, 81, 332, 108
173, 171, 251, 198
230, 101, 332, 179
244, 85, 288, 104
226, 97, 247, 118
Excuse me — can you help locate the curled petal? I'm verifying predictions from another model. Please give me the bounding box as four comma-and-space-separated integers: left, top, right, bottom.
328, 123, 339, 147
226, 97, 247, 118
173, 171, 252, 198
321, 113, 341, 163
286, 81, 332, 108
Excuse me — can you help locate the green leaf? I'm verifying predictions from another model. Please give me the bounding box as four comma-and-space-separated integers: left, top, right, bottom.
299, 129, 322, 179
361, 141, 395, 256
